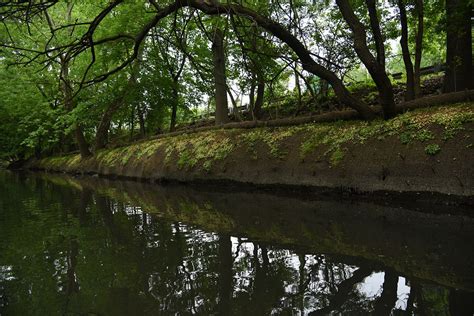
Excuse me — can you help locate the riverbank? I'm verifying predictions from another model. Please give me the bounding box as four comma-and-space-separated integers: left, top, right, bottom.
27, 102, 474, 196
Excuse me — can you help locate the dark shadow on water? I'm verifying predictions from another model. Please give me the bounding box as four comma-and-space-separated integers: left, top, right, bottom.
0, 170, 473, 315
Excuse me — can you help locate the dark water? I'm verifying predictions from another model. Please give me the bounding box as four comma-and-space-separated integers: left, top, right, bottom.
0, 171, 473, 315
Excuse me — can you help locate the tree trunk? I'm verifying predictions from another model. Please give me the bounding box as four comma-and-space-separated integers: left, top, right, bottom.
413, 0, 424, 98
373, 271, 398, 315
366, 0, 385, 68
183, 1, 376, 120
295, 63, 303, 112
95, 100, 122, 150
253, 77, 265, 119
60, 58, 91, 158
249, 75, 256, 118
302, 75, 316, 99
53, 3, 91, 158
169, 84, 179, 132
95, 55, 142, 150
137, 104, 146, 137
212, 28, 229, 125
227, 87, 242, 121
129, 105, 135, 141
443, 0, 472, 92
309, 267, 373, 315
398, 0, 416, 101
336, 0, 397, 119
320, 79, 329, 97
74, 126, 91, 158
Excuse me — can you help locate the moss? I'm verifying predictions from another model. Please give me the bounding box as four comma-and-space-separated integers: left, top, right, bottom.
239, 127, 298, 159
425, 144, 441, 155
136, 140, 161, 159
330, 147, 345, 166
298, 103, 473, 163
202, 160, 212, 172
36, 102, 473, 171
399, 129, 435, 144
164, 132, 235, 170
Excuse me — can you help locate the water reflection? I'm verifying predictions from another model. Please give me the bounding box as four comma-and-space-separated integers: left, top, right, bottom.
0, 171, 473, 315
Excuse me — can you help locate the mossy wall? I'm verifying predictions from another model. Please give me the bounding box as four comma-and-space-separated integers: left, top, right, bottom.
31, 103, 474, 196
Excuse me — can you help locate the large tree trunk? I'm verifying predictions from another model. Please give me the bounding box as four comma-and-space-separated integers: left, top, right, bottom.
443, 0, 473, 92
74, 126, 91, 158
95, 100, 122, 150
212, 28, 229, 125
336, 0, 397, 119
398, 0, 416, 101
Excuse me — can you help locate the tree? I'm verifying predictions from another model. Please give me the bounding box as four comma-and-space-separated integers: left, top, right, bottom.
44, 3, 92, 157
443, 0, 472, 92
397, 0, 424, 100
0, 0, 467, 160
94, 64, 141, 150
336, 0, 397, 118
212, 27, 230, 125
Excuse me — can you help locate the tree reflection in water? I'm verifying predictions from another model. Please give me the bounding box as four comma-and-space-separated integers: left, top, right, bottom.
0, 172, 473, 315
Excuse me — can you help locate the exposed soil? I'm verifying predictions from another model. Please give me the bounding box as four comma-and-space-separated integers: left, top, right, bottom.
25, 103, 474, 197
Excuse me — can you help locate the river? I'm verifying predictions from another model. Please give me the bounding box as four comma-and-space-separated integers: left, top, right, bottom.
0, 170, 473, 315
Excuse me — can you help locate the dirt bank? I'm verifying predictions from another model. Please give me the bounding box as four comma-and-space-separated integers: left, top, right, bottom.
28, 103, 474, 196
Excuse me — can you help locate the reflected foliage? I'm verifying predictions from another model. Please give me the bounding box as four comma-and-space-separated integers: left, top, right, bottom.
0, 171, 473, 315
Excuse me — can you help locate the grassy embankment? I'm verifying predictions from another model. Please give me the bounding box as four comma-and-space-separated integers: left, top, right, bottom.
37, 102, 473, 171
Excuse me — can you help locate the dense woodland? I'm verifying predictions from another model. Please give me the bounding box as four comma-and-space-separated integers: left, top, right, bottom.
0, 0, 472, 161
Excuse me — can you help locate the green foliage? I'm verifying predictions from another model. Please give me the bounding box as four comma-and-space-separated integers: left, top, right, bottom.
0, 63, 67, 160
425, 144, 441, 155
399, 129, 435, 144
0, 0, 452, 160
240, 128, 297, 159
165, 132, 235, 170
299, 103, 473, 163
330, 148, 345, 166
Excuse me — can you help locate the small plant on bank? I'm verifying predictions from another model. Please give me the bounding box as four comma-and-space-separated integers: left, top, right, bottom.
330, 148, 345, 166
425, 144, 441, 155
